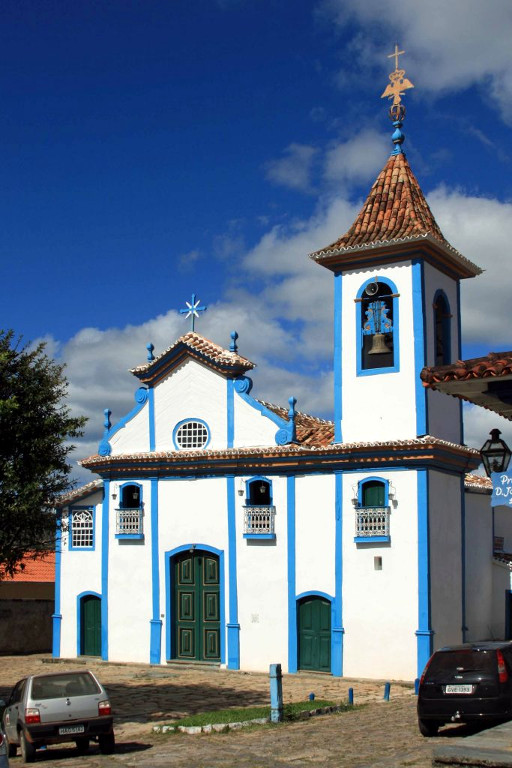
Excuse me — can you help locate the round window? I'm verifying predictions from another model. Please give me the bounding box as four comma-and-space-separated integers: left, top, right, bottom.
174, 420, 209, 450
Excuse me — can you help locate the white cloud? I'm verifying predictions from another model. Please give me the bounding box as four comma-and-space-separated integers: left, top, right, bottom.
324, 129, 389, 186
318, 0, 512, 123
265, 143, 319, 193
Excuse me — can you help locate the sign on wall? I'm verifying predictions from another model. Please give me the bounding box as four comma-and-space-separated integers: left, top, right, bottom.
491, 471, 512, 507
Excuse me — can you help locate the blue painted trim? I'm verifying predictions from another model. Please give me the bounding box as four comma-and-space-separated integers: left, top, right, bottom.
287, 476, 297, 673
432, 290, 451, 365
354, 536, 390, 544
245, 475, 273, 503
227, 379, 234, 448
460, 475, 467, 641
172, 417, 211, 450
226, 475, 240, 669
148, 387, 156, 451
356, 275, 400, 377
296, 589, 334, 602
234, 383, 295, 445
68, 505, 96, 551
119, 480, 143, 505
150, 478, 161, 663
164, 544, 225, 664
243, 533, 276, 540
98, 387, 149, 455
101, 479, 110, 660
358, 476, 389, 506
456, 280, 464, 444
76, 590, 101, 657
52, 519, 63, 657
416, 469, 433, 677
115, 533, 144, 540
334, 272, 343, 442
333, 472, 343, 677
412, 261, 428, 435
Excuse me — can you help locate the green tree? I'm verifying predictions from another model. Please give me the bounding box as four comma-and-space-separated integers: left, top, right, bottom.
0, 329, 86, 578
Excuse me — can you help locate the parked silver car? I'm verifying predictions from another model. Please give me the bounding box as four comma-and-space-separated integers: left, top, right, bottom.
1, 670, 114, 762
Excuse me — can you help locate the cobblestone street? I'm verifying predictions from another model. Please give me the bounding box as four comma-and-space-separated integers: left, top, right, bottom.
0, 656, 479, 767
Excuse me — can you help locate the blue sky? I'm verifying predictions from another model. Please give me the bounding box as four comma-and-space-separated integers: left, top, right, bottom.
2, 0, 512, 475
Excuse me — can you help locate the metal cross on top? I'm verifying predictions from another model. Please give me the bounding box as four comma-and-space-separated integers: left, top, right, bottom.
388, 43, 405, 70
179, 293, 207, 332
381, 43, 414, 121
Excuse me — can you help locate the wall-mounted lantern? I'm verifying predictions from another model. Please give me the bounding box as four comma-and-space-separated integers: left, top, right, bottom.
480, 429, 512, 477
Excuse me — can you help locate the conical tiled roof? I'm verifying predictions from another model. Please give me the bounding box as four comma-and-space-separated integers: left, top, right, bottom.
310, 152, 481, 278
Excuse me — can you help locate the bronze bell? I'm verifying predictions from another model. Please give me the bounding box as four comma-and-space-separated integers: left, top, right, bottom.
368, 332, 392, 355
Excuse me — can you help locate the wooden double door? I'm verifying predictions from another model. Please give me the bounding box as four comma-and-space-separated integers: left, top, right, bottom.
298, 596, 331, 672
172, 550, 220, 661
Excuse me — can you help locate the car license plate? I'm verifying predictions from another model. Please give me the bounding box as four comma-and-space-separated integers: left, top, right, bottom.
58, 725, 85, 735
445, 684, 473, 694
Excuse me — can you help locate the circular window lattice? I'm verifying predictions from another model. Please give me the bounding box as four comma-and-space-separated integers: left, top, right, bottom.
175, 420, 209, 449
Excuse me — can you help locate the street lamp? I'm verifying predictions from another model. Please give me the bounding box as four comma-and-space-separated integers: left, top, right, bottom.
480, 429, 512, 477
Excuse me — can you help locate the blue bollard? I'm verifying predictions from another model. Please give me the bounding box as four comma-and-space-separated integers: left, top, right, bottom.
308, 692, 315, 701
270, 663, 284, 723
414, 678, 420, 695
348, 687, 354, 705
384, 682, 391, 701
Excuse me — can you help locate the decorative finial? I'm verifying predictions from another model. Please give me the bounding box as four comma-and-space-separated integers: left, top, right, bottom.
103, 408, 112, 436
381, 44, 414, 155
179, 293, 207, 332
230, 331, 238, 353
146, 342, 155, 362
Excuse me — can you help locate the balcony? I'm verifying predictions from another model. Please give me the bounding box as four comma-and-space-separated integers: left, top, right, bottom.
115, 507, 144, 539
354, 506, 390, 543
243, 506, 276, 539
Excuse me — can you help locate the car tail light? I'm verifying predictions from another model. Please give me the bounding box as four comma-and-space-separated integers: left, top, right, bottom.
497, 650, 508, 683
98, 700, 111, 716
25, 708, 41, 724
419, 654, 434, 686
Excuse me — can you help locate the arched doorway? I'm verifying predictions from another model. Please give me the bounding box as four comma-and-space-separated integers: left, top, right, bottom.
298, 595, 331, 672
80, 594, 101, 656
171, 549, 220, 661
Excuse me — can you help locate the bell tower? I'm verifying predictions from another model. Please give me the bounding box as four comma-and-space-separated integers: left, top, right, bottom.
310, 50, 481, 445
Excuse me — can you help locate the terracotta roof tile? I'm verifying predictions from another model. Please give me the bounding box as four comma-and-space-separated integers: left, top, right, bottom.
464, 473, 492, 492
7, 552, 55, 583
256, 400, 334, 446
422, 352, 512, 386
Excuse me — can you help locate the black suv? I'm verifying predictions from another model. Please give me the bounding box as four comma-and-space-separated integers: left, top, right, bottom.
418, 642, 512, 736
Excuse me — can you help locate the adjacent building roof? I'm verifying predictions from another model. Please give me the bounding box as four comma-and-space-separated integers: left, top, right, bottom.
421, 352, 512, 420
257, 400, 335, 446
130, 332, 255, 385
7, 552, 55, 583
310, 152, 481, 279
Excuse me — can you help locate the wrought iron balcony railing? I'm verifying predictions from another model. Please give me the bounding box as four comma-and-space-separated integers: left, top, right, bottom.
115, 507, 143, 536
355, 506, 390, 538
243, 506, 276, 535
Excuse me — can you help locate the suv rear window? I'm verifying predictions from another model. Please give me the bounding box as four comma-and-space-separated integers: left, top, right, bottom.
31, 673, 101, 700
429, 650, 496, 675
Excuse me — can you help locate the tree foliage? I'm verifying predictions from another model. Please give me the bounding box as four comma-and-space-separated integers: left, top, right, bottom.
0, 330, 86, 578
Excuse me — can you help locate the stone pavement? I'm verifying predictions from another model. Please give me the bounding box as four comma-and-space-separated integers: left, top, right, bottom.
0, 655, 484, 767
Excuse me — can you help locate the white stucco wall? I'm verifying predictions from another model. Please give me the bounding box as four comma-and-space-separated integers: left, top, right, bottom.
109, 399, 150, 454
429, 471, 463, 652
233, 394, 281, 448
465, 490, 494, 641
340, 263, 418, 443
341, 470, 418, 680
295, 475, 335, 599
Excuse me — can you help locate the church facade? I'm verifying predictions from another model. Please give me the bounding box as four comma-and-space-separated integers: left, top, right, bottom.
54, 83, 512, 681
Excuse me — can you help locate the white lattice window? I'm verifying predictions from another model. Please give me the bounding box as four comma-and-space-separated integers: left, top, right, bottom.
174, 420, 209, 449
71, 509, 94, 548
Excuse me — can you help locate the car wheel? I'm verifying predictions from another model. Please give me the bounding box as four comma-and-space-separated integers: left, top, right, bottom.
418, 718, 440, 737
20, 731, 36, 763
6, 735, 17, 757
75, 737, 89, 754
98, 732, 115, 754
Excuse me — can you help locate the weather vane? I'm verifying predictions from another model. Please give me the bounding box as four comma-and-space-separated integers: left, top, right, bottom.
381, 44, 414, 122
179, 293, 207, 332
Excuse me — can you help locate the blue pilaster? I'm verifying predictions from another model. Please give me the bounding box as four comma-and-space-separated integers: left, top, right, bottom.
460, 475, 467, 642
101, 479, 110, 661
334, 272, 343, 442
416, 469, 433, 676
52, 518, 62, 657
332, 472, 344, 676
412, 260, 428, 436
287, 476, 297, 673
149, 478, 162, 663
226, 475, 240, 669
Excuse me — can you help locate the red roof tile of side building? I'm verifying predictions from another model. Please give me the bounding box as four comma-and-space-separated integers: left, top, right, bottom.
310, 152, 481, 278
421, 352, 512, 386
7, 552, 55, 583
256, 400, 335, 446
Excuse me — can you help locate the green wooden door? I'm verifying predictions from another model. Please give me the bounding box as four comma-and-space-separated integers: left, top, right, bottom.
81, 595, 101, 656
173, 551, 220, 661
298, 596, 331, 672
